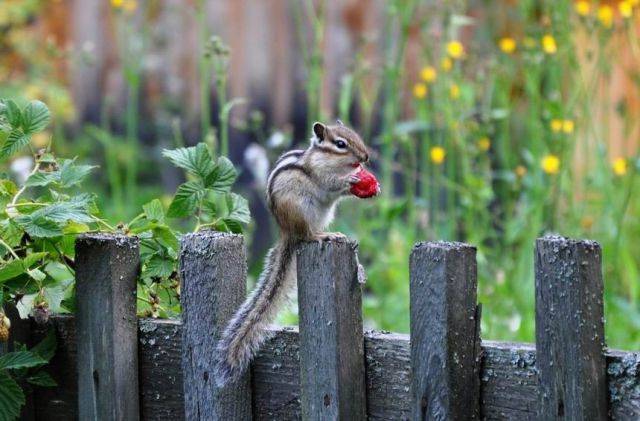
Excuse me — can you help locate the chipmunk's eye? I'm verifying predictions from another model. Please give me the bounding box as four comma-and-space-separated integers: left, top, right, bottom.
334, 140, 347, 149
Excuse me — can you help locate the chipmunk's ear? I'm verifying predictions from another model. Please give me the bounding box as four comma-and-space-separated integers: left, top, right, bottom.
312, 122, 326, 142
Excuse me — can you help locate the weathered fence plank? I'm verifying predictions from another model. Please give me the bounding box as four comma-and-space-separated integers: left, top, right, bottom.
75, 233, 140, 421
297, 238, 367, 420
24, 317, 640, 420
410, 241, 481, 420
179, 231, 252, 420
535, 236, 607, 420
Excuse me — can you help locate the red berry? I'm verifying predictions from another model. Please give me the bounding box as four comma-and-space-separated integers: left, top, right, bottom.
350, 167, 381, 198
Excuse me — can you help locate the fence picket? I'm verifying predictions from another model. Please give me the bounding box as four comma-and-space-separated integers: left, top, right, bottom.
409, 241, 481, 420
179, 231, 252, 420
297, 238, 367, 420
535, 236, 607, 420
75, 233, 140, 420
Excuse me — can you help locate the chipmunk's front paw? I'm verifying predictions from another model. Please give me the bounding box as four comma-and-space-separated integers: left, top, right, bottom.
348, 174, 361, 185
314, 232, 346, 242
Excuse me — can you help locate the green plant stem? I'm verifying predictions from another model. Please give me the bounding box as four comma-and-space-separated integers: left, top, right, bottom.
0, 238, 19, 260
196, 0, 212, 148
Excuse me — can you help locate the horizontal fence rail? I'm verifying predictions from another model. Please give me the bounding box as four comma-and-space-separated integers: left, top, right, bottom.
7, 232, 640, 420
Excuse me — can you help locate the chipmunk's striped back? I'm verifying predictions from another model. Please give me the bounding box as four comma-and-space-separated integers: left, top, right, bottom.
215, 122, 370, 386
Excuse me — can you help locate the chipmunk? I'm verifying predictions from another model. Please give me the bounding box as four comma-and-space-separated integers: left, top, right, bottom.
215, 121, 370, 386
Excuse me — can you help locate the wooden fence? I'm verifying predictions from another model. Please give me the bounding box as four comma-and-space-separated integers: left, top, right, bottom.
10, 231, 640, 420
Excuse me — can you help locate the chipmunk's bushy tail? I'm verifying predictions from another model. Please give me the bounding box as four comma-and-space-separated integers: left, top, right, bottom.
215, 237, 296, 386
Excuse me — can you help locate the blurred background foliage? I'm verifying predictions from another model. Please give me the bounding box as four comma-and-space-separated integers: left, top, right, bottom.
1, 0, 640, 349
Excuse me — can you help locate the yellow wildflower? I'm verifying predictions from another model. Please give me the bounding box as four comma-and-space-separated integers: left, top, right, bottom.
541, 155, 561, 174
612, 157, 628, 176
420, 66, 437, 83
515, 165, 527, 177
413, 83, 428, 99
541, 35, 557, 54
619, 1, 633, 18
430, 147, 446, 165
111, 0, 124, 7
499, 37, 517, 54
597, 5, 614, 27
562, 119, 574, 134
446, 41, 465, 59
449, 83, 460, 99
550, 119, 563, 133
575, 1, 591, 16
478, 137, 491, 151
441, 57, 453, 72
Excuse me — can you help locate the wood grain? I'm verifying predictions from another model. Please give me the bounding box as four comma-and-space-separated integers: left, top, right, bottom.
75, 233, 140, 421
296, 239, 366, 420
179, 231, 252, 420
535, 236, 607, 420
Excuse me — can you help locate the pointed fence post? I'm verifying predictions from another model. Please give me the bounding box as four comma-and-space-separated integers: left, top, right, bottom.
535, 236, 607, 420
75, 233, 140, 421
297, 238, 367, 420
410, 241, 481, 421
179, 231, 252, 420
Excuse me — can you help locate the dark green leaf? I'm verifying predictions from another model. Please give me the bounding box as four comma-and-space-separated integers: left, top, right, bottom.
144, 254, 174, 278
4, 100, 22, 128
204, 156, 237, 192
27, 371, 56, 387
225, 192, 251, 224
30, 329, 57, 361
143, 199, 164, 223
22, 252, 48, 269
152, 226, 179, 252
0, 260, 24, 283
30, 196, 94, 224
0, 351, 46, 370
222, 218, 243, 233
14, 215, 61, 238
21, 100, 50, 134
0, 129, 31, 159
59, 159, 96, 187
162, 143, 214, 179
166, 181, 204, 218
25, 171, 58, 187
0, 371, 24, 421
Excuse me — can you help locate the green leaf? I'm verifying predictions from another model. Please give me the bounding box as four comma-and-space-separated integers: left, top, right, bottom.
25, 171, 58, 187
204, 156, 237, 192
27, 268, 46, 282
167, 181, 205, 218
27, 371, 56, 387
0, 351, 46, 370
31, 329, 57, 361
14, 215, 61, 238
0, 260, 25, 283
21, 100, 50, 134
0, 371, 25, 421
4, 100, 22, 128
144, 254, 174, 278
222, 218, 243, 233
29, 195, 94, 224
152, 226, 179, 252
59, 159, 96, 187
22, 252, 48, 269
44, 281, 72, 314
162, 143, 215, 179
143, 199, 164, 223
0, 129, 31, 159
225, 192, 251, 224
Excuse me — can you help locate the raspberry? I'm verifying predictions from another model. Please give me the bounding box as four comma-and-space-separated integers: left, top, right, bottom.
350, 167, 381, 198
